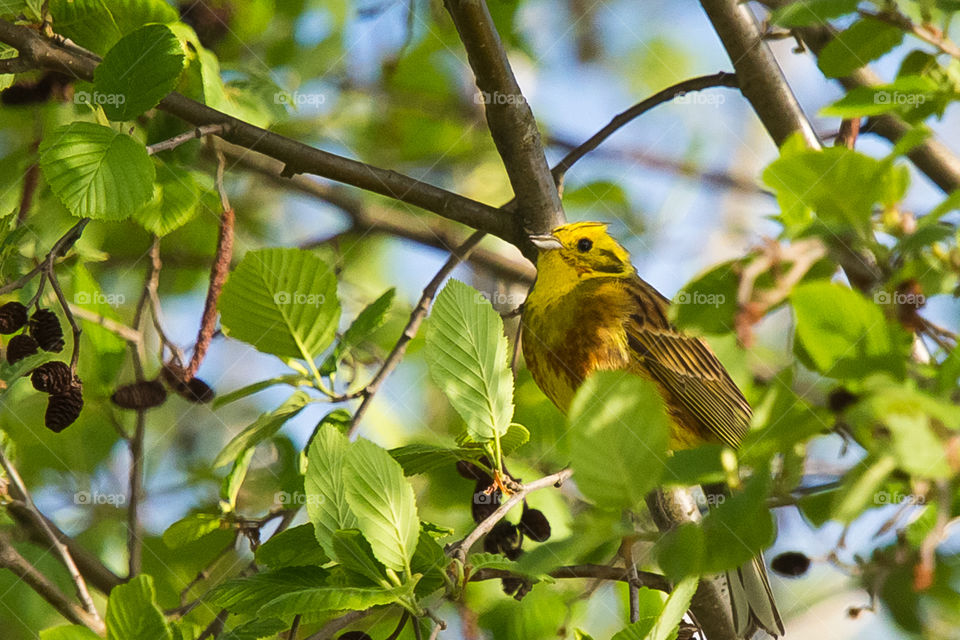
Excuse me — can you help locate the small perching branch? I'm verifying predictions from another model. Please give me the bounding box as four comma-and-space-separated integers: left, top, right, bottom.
185, 151, 234, 379
443, 0, 564, 236
0, 448, 103, 632
447, 468, 572, 562
0, 217, 88, 296
700, 0, 821, 148
347, 230, 487, 435
146, 124, 226, 156
470, 563, 670, 592
550, 72, 741, 184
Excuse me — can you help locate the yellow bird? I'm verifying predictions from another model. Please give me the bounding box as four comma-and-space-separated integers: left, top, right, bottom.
521, 221, 784, 638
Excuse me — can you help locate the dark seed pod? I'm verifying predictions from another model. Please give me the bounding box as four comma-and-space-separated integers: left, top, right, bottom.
29, 308, 65, 352
472, 481, 501, 524
6, 333, 39, 363
0, 302, 28, 334
456, 459, 490, 482
518, 506, 551, 542
483, 521, 523, 560
31, 361, 73, 394
45, 384, 83, 432
161, 362, 214, 403
770, 551, 811, 578
501, 576, 524, 596
111, 380, 167, 410
827, 387, 858, 413
184, 377, 214, 403
337, 633, 373, 640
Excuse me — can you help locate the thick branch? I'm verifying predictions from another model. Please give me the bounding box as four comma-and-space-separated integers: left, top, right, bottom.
444, 0, 564, 235
700, 0, 820, 148
0, 20, 514, 244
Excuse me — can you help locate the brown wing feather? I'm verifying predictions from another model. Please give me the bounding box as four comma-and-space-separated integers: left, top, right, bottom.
623, 277, 751, 449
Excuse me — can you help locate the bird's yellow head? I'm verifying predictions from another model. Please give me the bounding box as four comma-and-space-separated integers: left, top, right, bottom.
529, 222, 635, 288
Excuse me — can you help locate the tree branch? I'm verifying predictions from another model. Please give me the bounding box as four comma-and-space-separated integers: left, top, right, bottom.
447, 468, 572, 562
0, 19, 514, 244
757, 0, 960, 193
700, 0, 821, 148
443, 0, 564, 236
470, 563, 670, 592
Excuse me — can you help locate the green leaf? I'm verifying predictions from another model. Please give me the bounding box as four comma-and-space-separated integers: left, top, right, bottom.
219, 619, 288, 640
832, 455, 897, 522
763, 140, 891, 234
321, 288, 395, 374
93, 24, 185, 120
40, 626, 102, 640
670, 261, 739, 335
410, 529, 448, 597
791, 281, 906, 379
213, 374, 310, 409
610, 588, 667, 639
390, 443, 475, 476
207, 566, 329, 613
568, 371, 672, 510
219, 248, 340, 361
818, 18, 904, 78
106, 575, 171, 640
258, 582, 415, 616
770, 0, 859, 26
134, 165, 203, 236
821, 76, 939, 119
162, 513, 223, 549
305, 425, 358, 557
39, 122, 155, 220
649, 576, 699, 640
331, 529, 388, 586
219, 447, 254, 513
655, 522, 705, 582
343, 438, 420, 573
662, 444, 726, 487
49, 0, 178, 54
701, 474, 774, 573
255, 524, 329, 569
425, 279, 514, 441
213, 391, 311, 468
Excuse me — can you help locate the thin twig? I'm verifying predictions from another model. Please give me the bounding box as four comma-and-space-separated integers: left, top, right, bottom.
0, 534, 105, 633
43, 262, 81, 370
858, 8, 960, 59
550, 72, 740, 184
448, 468, 572, 562
0, 448, 102, 629
470, 564, 670, 591
68, 304, 143, 343
303, 608, 373, 640
186, 151, 235, 379
347, 230, 486, 435
386, 612, 410, 640
0, 218, 89, 296
147, 124, 226, 156
288, 614, 302, 640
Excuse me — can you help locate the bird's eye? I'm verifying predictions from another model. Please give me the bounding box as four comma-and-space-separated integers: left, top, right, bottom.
577, 238, 593, 252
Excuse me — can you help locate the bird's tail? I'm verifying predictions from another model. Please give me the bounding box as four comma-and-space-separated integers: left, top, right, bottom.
725, 552, 784, 638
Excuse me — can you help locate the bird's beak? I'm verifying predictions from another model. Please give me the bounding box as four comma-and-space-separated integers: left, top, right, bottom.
528, 234, 563, 251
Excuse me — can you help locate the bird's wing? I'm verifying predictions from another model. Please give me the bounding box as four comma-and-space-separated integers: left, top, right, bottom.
623, 277, 751, 449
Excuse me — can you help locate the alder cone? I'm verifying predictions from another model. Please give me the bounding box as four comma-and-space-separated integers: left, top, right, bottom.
161, 362, 214, 403
111, 380, 167, 410
6, 334, 39, 363
483, 520, 523, 560
45, 384, 83, 432
31, 361, 73, 394
0, 302, 28, 334
770, 551, 811, 577
29, 308, 65, 352
518, 506, 551, 542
